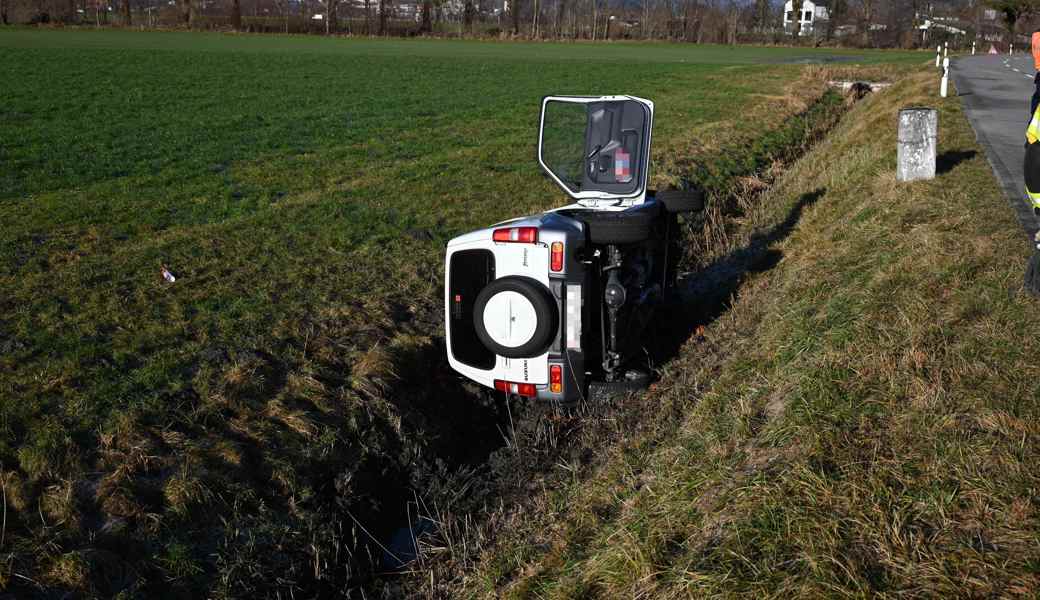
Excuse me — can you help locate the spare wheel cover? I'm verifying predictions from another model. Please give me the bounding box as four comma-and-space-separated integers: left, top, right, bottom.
482, 291, 538, 348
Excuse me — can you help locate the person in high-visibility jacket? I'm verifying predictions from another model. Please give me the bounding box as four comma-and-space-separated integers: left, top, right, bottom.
1025, 39, 1040, 294
1026, 107, 1040, 212
1026, 90, 1040, 294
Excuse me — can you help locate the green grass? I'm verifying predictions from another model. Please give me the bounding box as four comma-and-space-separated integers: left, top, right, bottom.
0, 28, 919, 597
460, 70, 1040, 598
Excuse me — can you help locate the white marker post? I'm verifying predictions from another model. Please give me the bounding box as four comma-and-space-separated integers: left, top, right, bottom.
941, 57, 950, 98
1011, 43, 1015, 55
972, 41, 976, 55
936, 45, 942, 67
944, 41, 948, 61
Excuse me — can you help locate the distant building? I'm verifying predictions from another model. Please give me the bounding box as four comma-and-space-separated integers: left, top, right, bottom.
783, 0, 828, 36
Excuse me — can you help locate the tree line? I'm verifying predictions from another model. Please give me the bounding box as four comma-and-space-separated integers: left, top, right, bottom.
0, 0, 1028, 49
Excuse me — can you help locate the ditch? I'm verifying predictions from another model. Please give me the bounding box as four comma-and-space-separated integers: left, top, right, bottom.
326, 85, 858, 597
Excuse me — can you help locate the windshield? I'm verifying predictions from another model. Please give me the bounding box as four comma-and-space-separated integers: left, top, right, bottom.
539, 98, 649, 199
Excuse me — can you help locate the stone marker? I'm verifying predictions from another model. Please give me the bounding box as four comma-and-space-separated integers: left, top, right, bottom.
897, 107, 937, 182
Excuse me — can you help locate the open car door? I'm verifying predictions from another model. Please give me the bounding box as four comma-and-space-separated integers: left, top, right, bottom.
538, 95, 654, 208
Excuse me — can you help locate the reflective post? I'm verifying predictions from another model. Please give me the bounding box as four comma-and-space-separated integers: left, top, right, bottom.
941, 57, 950, 98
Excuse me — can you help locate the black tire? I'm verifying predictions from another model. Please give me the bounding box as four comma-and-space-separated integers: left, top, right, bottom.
577, 209, 655, 245
473, 276, 558, 359
588, 370, 653, 401
657, 187, 705, 214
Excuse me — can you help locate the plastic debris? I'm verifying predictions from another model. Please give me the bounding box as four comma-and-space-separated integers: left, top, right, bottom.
161, 265, 177, 283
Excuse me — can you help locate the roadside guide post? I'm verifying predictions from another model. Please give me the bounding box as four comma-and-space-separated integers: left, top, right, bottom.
972, 41, 976, 55
941, 57, 950, 98
1011, 43, 1015, 55
944, 41, 948, 61
897, 107, 938, 182
936, 45, 941, 67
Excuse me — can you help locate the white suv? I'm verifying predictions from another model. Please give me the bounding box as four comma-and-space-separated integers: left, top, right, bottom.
445, 95, 703, 402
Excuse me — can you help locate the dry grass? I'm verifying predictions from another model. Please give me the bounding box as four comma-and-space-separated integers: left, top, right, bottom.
451, 68, 1040, 598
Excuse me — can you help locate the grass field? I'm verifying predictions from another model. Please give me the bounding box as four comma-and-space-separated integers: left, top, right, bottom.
458, 70, 1040, 598
0, 28, 921, 597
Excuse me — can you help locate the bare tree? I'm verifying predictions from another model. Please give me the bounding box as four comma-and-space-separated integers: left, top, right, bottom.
463, 0, 474, 31
751, 0, 769, 31
180, 0, 192, 25
326, 0, 339, 33
679, 0, 694, 40
858, 0, 874, 45
826, 0, 846, 39
122, 0, 131, 24
231, 0, 242, 29
0, 0, 7, 24
591, 0, 597, 38
378, 0, 387, 34
792, 0, 804, 36
512, 0, 521, 34
420, 0, 432, 32
986, 0, 1033, 45
726, 0, 738, 42
555, 0, 566, 37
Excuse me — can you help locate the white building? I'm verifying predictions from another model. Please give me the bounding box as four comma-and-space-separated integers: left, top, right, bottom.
783, 0, 828, 36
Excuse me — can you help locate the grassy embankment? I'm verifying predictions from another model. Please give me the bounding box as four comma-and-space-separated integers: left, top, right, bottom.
456, 69, 1040, 598
0, 29, 920, 597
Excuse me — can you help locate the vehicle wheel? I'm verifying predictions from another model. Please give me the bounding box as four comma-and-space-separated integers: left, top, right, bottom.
578, 209, 655, 245
657, 187, 705, 214
473, 276, 558, 359
588, 370, 652, 400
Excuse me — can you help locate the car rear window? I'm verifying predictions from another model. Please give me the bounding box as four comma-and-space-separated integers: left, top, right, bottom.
449, 249, 496, 370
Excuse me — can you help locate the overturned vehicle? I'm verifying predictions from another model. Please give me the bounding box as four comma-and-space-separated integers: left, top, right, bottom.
445, 95, 703, 402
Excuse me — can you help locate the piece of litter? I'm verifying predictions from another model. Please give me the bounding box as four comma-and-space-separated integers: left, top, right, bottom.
161, 265, 177, 283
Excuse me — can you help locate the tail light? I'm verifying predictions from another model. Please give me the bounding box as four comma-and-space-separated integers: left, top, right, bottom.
493, 227, 538, 243
494, 379, 537, 397
550, 241, 564, 272
549, 365, 562, 394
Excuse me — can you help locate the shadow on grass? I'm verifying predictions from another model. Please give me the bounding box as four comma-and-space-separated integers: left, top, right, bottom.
937, 150, 977, 175
651, 188, 826, 367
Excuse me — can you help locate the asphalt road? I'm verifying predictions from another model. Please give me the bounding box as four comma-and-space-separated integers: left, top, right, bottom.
953, 53, 1039, 238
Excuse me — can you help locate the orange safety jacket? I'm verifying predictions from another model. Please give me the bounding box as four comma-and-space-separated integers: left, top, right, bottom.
1033, 31, 1040, 71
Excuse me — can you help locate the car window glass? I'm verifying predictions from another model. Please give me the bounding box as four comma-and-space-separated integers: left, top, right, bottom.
541, 101, 587, 194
